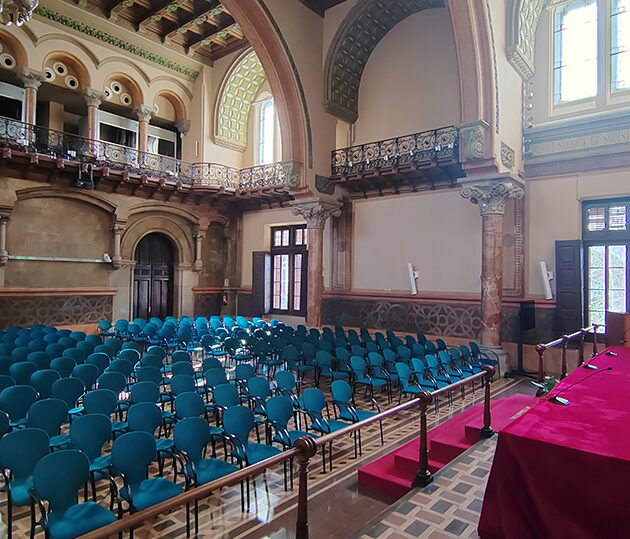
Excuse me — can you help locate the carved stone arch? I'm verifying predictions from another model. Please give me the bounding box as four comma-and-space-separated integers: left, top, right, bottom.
15, 187, 117, 216
506, 0, 548, 81
148, 76, 193, 101
97, 57, 151, 86
42, 51, 91, 90
121, 216, 193, 266
219, 0, 310, 174
324, 0, 445, 123
0, 28, 29, 71
214, 48, 267, 152
103, 72, 144, 109
153, 90, 187, 123
36, 35, 100, 69
128, 202, 199, 226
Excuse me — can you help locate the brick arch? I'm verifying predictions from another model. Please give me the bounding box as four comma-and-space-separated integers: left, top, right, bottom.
213, 48, 267, 152
220, 0, 310, 177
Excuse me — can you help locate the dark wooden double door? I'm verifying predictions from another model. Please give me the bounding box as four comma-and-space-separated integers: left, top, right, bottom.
133, 233, 173, 320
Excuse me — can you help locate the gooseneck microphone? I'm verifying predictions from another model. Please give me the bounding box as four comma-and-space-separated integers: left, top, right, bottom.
549, 366, 613, 406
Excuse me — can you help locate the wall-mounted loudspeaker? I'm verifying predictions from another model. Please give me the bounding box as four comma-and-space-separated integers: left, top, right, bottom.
408, 262, 419, 295
539, 261, 554, 300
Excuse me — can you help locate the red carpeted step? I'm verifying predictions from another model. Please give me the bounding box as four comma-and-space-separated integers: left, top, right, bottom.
358, 454, 414, 499
464, 393, 537, 444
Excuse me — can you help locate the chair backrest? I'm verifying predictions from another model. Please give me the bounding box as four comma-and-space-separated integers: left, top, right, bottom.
86, 352, 110, 375
118, 348, 141, 364
27, 351, 52, 370
213, 383, 240, 410
11, 346, 29, 363
382, 348, 397, 364
0, 411, 9, 438
103, 338, 122, 353
234, 363, 255, 382
97, 371, 127, 394
0, 375, 15, 393
72, 363, 100, 390
146, 346, 167, 360
0, 428, 50, 481
62, 347, 87, 364
172, 350, 191, 364
45, 343, 66, 359
174, 392, 204, 419
425, 354, 440, 370
248, 376, 271, 399
9, 361, 37, 385
411, 357, 426, 374
350, 356, 367, 375
204, 368, 228, 388
0, 384, 38, 421
135, 366, 162, 385
140, 355, 164, 370
50, 356, 76, 378
202, 357, 222, 372
126, 402, 162, 436
170, 374, 196, 396
93, 344, 115, 358
436, 338, 447, 351
438, 350, 451, 366
130, 381, 159, 404
51, 377, 85, 409
331, 379, 353, 403
275, 370, 296, 393
0, 356, 10, 377
30, 369, 61, 398
76, 340, 96, 356
265, 395, 293, 428
173, 417, 211, 465
26, 398, 68, 436
83, 388, 118, 415
416, 332, 427, 345
111, 431, 156, 486
28, 339, 47, 352
58, 337, 78, 350
222, 405, 255, 445
70, 414, 112, 461
108, 358, 134, 379
395, 362, 412, 385
301, 387, 326, 414
171, 361, 195, 377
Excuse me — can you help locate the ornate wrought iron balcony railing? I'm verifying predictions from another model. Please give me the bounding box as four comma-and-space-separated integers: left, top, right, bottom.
0, 116, 288, 191
330, 126, 460, 177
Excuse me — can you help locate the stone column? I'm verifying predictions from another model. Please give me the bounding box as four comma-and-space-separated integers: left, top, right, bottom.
18, 70, 45, 126
0, 216, 9, 267
193, 229, 205, 272
290, 198, 342, 327
461, 180, 524, 347
111, 223, 125, 269
134, 105, 156, 155
83, 89, 106, 152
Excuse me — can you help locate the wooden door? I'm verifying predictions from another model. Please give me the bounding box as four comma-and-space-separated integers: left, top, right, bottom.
555, 240, 583, 334
133, 234, 173, 320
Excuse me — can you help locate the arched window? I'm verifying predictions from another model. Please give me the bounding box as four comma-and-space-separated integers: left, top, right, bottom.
553, 0, 598, 104
258, 97, 275, 165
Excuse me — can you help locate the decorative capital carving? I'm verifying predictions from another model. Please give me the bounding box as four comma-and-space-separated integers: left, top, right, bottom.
175, 119, 191, 136
115, 259, 136, 270
280, 160, 302, 190
0, 0, 38, 27
501, 142, 515, 170
290, 198, 342, 229
461, 180, 524, 216
134, 104, 156, 123
18, 69, 45, 90
84, 88, 107, 108
457, 120, 489, 161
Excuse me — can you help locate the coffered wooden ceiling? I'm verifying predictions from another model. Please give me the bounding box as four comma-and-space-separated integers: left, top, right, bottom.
69, 0, 248, 62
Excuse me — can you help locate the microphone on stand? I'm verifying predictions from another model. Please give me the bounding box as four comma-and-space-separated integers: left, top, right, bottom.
549, 367, 613, 406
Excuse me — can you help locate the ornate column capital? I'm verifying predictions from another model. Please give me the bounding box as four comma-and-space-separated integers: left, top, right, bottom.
18, 69, 45, 90
134, 105, 156, 123
280, 160, 303, 190
175, 119, 191, 136
457, 120, 490, 161
84, 88, 107, 108
461, 179, 524, 216
290, 198, 342, 229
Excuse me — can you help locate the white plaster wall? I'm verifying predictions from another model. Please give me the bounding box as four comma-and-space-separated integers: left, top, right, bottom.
352, 8, 460, 146
352, 190, 481, 293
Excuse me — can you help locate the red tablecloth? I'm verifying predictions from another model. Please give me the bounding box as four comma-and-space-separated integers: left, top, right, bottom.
478, 346, 630, 539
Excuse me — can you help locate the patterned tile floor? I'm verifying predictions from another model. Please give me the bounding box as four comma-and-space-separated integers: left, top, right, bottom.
351, 438, 497, 539
3, 372, 530, 538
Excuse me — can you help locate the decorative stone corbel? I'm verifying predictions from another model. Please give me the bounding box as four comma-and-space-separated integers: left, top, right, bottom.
111, 221, 126, 269
460, 178, 524, 216
457, 120, 490, 162
133, 105, 156, 123
175, 119, 191, 137
83, 88, 107, 109
281, 160, 303, 190
289, 197, 342, 229
193, 228, 206, 272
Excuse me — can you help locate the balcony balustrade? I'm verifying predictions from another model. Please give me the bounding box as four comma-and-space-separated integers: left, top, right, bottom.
330, 125, 463, 197
0, 116, 290, 202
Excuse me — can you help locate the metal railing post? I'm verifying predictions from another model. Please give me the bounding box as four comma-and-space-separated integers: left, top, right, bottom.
413, 390, 433, 488
578, 330, 585, 366
561, 336, 569, 380
294, 436, 317, 539
592, 324, 599, 357
536, 343, 546, 383
480, 366, 495, 438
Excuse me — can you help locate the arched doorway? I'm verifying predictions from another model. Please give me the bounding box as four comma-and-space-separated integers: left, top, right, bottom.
133, 233, 174, 320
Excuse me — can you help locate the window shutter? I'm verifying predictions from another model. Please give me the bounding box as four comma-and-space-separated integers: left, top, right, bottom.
252, 252, 271, 316
555, 240, 583, 333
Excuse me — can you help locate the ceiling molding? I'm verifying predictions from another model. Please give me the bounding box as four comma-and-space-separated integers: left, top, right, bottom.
506, 0, 549, 80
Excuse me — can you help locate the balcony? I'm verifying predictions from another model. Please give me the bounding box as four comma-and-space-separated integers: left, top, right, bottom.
330, 126, 464, 197
0, 116, 293, 208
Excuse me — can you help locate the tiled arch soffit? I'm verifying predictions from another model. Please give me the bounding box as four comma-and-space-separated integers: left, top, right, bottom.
324, 0, 445, 124
214, 48, 267, 152
506, 0, 549, 80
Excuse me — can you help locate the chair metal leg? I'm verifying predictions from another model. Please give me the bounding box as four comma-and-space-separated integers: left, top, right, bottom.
91, 471, 97, 502
194, 498, 199, 535
185, 502, 190, 538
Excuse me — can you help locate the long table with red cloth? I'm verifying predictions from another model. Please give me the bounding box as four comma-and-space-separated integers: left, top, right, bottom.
478, 346, 630, 539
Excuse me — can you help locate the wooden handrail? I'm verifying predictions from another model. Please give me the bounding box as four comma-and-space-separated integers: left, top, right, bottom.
80, 367, 494, 539
536, 324, 604, 385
